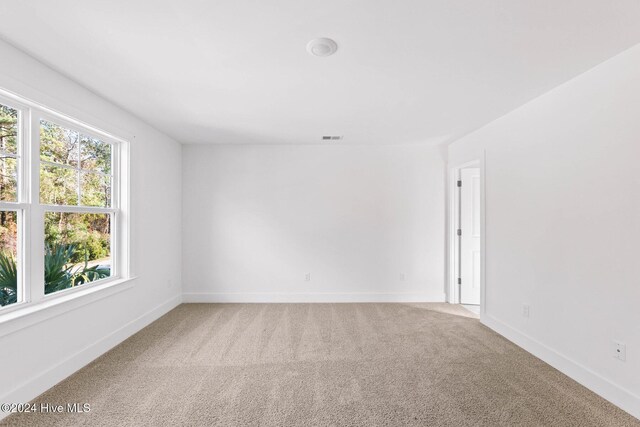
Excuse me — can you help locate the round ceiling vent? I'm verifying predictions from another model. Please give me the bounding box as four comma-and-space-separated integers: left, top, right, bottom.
306, 38, 338, 57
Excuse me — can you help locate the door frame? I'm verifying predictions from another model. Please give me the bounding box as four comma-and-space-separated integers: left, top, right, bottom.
447, 155, 486, 315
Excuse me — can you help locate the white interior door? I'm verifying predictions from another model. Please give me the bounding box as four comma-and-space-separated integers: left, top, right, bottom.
460, 167, 481, 305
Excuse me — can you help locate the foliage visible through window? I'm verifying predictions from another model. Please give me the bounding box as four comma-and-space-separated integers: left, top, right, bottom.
0, 96, 122, 308
0, 104, 18, 202
40, 120, 112, 208
39, 120, 114, 296
44, 212, 111, 295
0, 211, 18, 307
0, 102, 19, 307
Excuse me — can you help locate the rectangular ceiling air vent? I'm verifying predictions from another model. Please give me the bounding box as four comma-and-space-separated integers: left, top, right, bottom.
322, 135, 343, 140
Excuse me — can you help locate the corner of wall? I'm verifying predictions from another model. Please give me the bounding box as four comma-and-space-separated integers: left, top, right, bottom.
481, 314, 640, 420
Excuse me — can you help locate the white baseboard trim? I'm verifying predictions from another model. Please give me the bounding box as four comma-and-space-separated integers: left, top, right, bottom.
183, 291, 446, 303
0, 294, 182, 422
481, 314, 640, 420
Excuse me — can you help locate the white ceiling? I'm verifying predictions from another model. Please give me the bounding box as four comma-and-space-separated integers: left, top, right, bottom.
1, 1, 640, 145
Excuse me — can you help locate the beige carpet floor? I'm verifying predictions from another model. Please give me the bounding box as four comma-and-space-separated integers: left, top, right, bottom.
2, 303, 638, 426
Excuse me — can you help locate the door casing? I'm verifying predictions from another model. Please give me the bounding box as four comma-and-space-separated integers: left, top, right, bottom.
447, 155, 486, 315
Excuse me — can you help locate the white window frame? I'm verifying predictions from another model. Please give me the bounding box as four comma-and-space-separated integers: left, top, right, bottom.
0, 93, 29, 313
0, 88, 130, 317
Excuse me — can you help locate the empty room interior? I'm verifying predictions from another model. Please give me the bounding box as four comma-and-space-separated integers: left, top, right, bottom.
0, 1, 639, 426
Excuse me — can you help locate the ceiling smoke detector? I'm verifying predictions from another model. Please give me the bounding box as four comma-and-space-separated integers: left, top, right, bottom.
307, 38, 338, 57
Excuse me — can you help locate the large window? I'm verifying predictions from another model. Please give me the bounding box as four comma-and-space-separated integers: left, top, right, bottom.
0, 92, 126, 311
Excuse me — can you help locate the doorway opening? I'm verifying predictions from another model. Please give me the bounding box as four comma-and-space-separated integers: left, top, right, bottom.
448, 159, 483, 316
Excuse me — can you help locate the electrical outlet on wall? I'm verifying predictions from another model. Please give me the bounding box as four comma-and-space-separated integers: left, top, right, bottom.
305, 273, 311, 282
522, 304, 530, 318
400, 273, 406, 281
613, 341, 626, 362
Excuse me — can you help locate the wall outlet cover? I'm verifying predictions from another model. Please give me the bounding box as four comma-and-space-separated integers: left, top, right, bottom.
613, 341, 626, 362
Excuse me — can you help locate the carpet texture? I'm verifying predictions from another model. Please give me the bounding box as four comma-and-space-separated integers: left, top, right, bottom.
2, 303, 638, 426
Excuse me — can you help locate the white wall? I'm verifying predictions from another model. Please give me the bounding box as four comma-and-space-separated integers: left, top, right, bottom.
183, 143, 445, 302
0, 39, 182, 415
449, 44, 640, 417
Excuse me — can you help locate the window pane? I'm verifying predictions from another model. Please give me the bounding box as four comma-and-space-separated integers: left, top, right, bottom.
40, 164, 79, 205
44, 212, 111, 295
0, 104, 18, 155
80, 135, 111, 174
40, 120, 79, 167
0, 156, 17, 201
0, 211, 18, 307
81, 172, 111, 207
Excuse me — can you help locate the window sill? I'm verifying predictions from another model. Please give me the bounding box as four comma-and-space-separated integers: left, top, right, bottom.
0, 276, 137, 339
